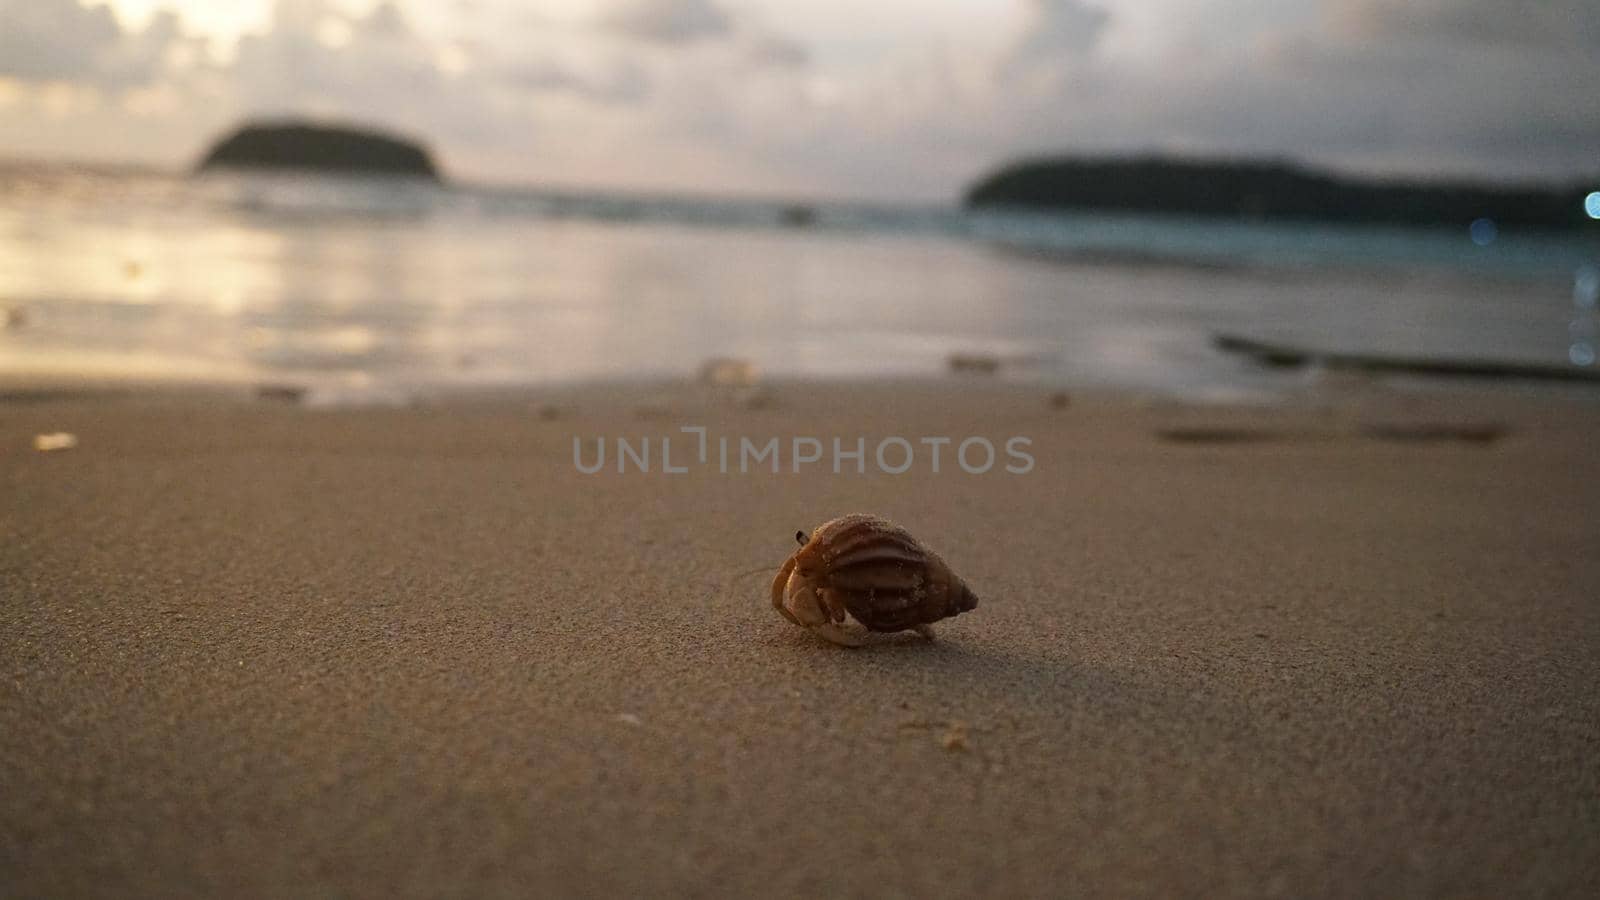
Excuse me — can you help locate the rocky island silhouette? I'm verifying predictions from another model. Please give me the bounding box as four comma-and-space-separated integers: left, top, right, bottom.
197, 121, 441, 180
965, 156, 1594, 229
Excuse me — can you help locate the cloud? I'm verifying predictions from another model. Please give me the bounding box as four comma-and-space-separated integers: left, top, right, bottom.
991, 0, 1111, 113
599, 0, 734, 45
746, 35, 809, 69
1215, 2, 1600, 174
0, 0, 147, 84
500, 57, 651, 105
1335, 0, 1600, 49
214, 0, 818, 188
2, 0, 1596, 199
945, 0, 1600, 187
363, 1, 409, 39
231, 2, 464, 127
1012, 0, 1111, 61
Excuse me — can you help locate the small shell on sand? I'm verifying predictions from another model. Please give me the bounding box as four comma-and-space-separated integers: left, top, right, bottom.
772, 514, 979, 647
34, 432, 79, 452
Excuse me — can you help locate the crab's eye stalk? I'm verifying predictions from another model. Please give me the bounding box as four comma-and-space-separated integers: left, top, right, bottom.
795, 530, 807, 547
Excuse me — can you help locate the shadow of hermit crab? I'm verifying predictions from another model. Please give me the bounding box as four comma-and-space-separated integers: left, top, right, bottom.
772, 514, 980, 647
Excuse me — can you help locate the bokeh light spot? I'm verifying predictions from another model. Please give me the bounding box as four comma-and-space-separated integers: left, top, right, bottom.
1576, 265, 1600, 309
1586, 192, 1600, 220
1469, 218, 1497, 246
1571, 342, 1597, 367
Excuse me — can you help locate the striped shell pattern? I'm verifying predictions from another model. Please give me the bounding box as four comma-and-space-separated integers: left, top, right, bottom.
771, 514, 979, 646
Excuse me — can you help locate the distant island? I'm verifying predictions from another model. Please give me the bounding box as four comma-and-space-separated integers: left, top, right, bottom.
964, 156, 1593, 229
197, 121, 441, 180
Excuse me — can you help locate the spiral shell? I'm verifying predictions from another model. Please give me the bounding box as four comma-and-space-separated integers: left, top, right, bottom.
771, 514, 979, 646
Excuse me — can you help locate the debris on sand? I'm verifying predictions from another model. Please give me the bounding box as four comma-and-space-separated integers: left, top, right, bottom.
779, 205, 817, 228
941, 721, 970, 752
1155, 419, 1505, 446
34, 432, 79, 452
947, 353, 1001, 375
740, 387, 779, 411
255, 384, 308, 403
698, 357, 759, 389
900, 717, 976, 752
1, 306, 27, 330
1049, 391, 1071, 410
1214, 332, 1600, 385
1155, 427, 1297, 445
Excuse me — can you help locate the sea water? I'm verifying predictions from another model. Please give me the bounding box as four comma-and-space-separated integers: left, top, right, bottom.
1, 165, 1595, 399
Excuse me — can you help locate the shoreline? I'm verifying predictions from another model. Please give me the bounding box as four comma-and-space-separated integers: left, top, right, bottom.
5, 363, 1599, 404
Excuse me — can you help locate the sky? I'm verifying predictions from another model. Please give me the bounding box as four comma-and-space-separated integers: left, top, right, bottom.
0, 0, 1596, 200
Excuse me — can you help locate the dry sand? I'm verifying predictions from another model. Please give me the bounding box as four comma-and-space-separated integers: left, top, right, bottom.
2, 380, 1598, 897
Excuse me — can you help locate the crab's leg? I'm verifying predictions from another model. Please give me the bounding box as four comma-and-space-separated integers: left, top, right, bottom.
770, 557, 801, 626
809, 622, 868, 647
817, 586, 850, 624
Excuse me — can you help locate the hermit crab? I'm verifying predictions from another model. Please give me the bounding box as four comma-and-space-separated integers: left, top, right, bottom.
772, 514, 979, 647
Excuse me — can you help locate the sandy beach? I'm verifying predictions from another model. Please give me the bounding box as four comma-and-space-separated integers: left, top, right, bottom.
2, 379, 1598, 897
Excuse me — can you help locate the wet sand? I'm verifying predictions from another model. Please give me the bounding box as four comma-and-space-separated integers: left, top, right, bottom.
3, 381, 1598, 897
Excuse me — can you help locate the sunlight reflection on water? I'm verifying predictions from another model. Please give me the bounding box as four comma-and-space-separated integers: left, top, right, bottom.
0, 168, 1594, 397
